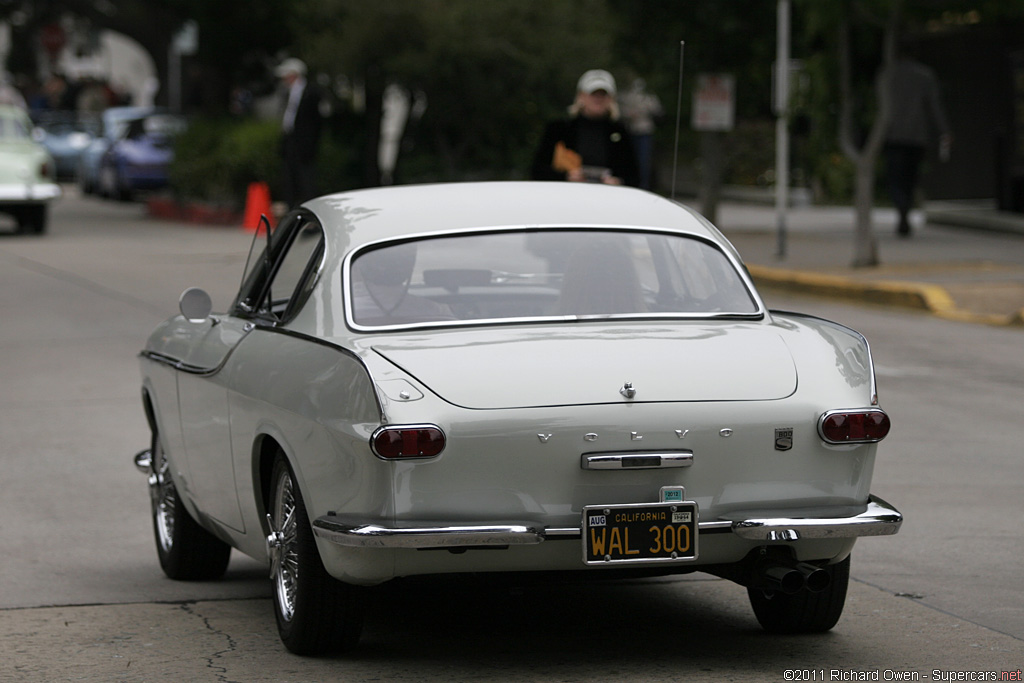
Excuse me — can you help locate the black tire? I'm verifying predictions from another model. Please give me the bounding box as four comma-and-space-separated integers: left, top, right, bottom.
79, 166, 95, 194
27, 205, 47, 234
148, 432, 232, 581
747, 556, 850, 633
12, 206, 45, 235
116, 180, 134, 202
268, 455, 364, 655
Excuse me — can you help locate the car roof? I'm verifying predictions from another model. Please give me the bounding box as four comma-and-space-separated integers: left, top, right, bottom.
101, 106, 157, 128
303, 182, 723, 252
0, 105, 33, 140
0, 105, 30, 123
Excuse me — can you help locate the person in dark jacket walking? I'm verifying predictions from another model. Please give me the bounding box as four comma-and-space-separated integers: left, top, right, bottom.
883, 53, 952, 237
277, 58, 323, 208
531, 69, 639, 187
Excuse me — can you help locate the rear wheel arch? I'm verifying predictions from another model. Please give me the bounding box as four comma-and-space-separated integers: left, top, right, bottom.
254, 433, 287, 528
140, 388, 158, 436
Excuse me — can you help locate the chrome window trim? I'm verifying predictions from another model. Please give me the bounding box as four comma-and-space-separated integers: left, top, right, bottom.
232, 212, 326, 325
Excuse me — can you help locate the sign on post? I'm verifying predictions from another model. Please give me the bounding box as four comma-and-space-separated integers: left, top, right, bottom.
692, 74, 735, 132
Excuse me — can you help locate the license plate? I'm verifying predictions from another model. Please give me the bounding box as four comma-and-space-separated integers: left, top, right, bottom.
583, 501, 698, 565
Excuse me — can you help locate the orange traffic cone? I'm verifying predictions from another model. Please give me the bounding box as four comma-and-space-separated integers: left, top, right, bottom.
242, 182, 276, 232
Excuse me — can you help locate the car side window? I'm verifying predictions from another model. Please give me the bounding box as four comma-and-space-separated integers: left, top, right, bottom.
268, 221, 323, 319
235, 214, 324, 323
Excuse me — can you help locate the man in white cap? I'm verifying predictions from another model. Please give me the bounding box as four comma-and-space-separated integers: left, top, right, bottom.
531, 69, 638, 187
276, 57, 323, 207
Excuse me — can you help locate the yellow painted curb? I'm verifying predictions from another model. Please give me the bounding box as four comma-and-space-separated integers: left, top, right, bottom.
747, 265, 1023, 327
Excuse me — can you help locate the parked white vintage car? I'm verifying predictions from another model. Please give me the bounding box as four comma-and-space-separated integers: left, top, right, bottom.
0, 105, 60, 234
135, 182, 901, 655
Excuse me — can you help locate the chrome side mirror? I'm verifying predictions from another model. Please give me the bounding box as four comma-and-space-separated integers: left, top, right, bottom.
179, 287, 212, 322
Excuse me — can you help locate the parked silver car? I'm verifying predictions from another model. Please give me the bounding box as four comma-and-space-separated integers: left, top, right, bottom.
135, 182, 901, 654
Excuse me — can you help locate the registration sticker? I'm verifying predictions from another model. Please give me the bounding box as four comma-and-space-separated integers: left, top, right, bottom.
660, 486, 685, 503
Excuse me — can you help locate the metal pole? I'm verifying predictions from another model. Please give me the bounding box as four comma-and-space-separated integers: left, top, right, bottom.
168, 43, 180, 113
775, 0, 790, 258
671, 41, 685, 201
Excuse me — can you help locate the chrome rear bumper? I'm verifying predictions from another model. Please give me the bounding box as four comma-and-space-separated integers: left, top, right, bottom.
0, 183, 61, 202
312, 494, 902, 549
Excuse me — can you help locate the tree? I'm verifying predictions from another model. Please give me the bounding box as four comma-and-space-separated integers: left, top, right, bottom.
289, 0, 616, 186
155, 0, 294, 113
606, 0, 779, 219
1, 0, 292, 112
800, 0, 1024, 266
837, 0, 899, 267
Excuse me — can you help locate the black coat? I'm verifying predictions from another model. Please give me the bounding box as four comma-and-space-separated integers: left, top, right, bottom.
531, 116, 639, 187
282, 83, 323, 164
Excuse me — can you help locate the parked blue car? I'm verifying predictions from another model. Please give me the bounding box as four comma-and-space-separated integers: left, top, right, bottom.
97, 113, 186, 201
77, 106, 154, 195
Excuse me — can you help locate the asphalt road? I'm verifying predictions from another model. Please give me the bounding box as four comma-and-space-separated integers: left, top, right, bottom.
1, 190, 1020, 681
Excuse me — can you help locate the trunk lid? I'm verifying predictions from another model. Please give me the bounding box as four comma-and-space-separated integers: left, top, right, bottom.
369, 324, 796, 409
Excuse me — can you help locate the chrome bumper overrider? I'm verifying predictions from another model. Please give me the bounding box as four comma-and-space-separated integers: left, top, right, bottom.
311, 495, 902, 549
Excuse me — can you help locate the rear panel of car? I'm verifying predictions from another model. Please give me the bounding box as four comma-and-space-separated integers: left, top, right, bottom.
342, 316, 878, 577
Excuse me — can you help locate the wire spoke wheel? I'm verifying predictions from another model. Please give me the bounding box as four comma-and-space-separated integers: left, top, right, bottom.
271, 469, 300, 622
145, 429, 231, 581
151, 440, 176, 554
268, 455, 364, 655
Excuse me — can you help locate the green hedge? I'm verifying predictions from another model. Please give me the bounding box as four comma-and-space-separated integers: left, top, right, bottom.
169, 118, 282, 207
170, 117, 361, 207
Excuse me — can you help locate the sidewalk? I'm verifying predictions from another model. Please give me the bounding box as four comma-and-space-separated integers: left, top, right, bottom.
699, 199, 1024, 326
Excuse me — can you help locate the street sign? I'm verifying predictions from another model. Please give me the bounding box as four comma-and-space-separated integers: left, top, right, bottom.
692, 73, 734, 132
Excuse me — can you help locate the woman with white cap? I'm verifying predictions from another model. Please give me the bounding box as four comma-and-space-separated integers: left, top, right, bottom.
531, 69, 639, 187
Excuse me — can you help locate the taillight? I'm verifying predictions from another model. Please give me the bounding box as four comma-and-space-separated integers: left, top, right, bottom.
40, 160, 54, 180
818, 409, 890, 444
371, 425, 445, 459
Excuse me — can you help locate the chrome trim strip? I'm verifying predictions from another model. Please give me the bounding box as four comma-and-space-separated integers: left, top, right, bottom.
582, 451, 693, 470
138, 349, 224, 376
542, 527, 581, 539
313, 495, 900, 549
729, 495, 902, 540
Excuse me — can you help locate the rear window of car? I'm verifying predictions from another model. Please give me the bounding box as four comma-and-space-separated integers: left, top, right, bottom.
346, 229, 759, 328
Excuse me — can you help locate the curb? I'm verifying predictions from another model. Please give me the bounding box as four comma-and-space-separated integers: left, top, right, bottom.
926, 206, 1024, 236
747, 265, 1024, 327
147, 197, 243, 226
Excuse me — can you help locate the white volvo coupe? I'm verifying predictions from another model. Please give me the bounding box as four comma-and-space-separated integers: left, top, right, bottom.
135, 182, 901, 655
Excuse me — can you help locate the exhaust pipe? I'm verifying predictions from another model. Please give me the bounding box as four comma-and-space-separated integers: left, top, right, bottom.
794, 562, 831, 592
758, 562, 805, 594
754, 559, 831, 594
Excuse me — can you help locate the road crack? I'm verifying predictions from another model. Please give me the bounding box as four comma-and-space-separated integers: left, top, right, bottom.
179, 602, 242, 683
